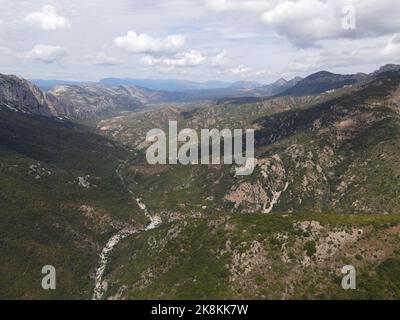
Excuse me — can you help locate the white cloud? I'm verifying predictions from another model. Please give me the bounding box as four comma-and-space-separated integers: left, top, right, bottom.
381, 35, 400, 59
25, 5, 70, 30
208, 0, 400, 47
142, 50, 206, 67
92, 52, 122, 66
261, 0, 341, 46
252, 69, 270, 76
115, 31, 185, 54
230, 65, 251, 76
286, 36, 400, 73
0, 46, 12, 55
288, 60, 316, 73
18, 44, 68, 63
210, 50, 230, 66
206, 0, 272, 12
142, 50, 230, 69
229, 65, 270, 77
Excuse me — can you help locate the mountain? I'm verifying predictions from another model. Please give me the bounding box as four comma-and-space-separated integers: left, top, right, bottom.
0, 74, 57, 117
229, 81, 263, 89
3, 65, 400, 299
255, 77, 303, 96
1, 75, 263, 120
47, 83, 270, 119
99, 78, 262, 92
280, 71, 367, 96
0, 104, 149, 299
46, 84, 173, 119
370, 64, 400, 77
93, 67, 400, 299
30, 79, 93, 91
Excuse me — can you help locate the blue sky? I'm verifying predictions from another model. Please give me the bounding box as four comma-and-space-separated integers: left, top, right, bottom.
0, 0, 400, 82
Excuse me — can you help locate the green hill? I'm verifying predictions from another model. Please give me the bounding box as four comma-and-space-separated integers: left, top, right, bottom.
0, 109, 146, 299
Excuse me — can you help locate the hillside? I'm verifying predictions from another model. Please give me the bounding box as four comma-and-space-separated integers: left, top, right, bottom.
46, 84, 169, 119
255, 77, 303, 96
280, 71, 367, 96
90, 68, 400, 299
2, 66, 400, 300
0, 106, 147, 299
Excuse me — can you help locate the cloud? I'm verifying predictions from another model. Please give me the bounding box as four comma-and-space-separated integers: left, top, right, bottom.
381, 35, 400, 59
230, 65, 250, 75
286, 36, 400, 74
229, 65, 270, 77
261, 0, 341, 46
92, 52, 122, 66
206, 0, 272, 12
210, 50, 230, 66
252, 69, 270, 76
25, 5, 70, 30
0, 46, 13, 55
142, 50, 206, 67
142, 50, 230, 69
288, 60, 316, 73
115, 31, 185, 54
18, 44, 68, 63
208, 0, 400, 47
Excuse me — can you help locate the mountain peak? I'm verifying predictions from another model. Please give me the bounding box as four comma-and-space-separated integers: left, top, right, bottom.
273, 78, 288, 86
0, 73, 56, 116
280, 70, 367, 96
371, 64, 400, 77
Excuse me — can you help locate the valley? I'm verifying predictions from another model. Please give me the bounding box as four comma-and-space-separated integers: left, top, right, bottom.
1, 65, 400, 299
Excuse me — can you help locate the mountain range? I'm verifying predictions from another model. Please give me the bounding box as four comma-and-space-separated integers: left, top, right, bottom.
2, 64, 400, 299
31, 78, 263, 92
14, 67, 394, 120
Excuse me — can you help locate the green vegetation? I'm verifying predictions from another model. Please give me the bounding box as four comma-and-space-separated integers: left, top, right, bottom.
0, 110, 145, 299
102, 213, 400, 299
2, 71, 400, 299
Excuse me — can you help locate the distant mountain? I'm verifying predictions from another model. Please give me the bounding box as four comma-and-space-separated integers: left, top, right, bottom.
280, 71, 367, 96
229, 81, 262, 89
30, 79, 93, 91
31, 77, 263, 93
1, 75, 167, 119
2, 74, 256, 120
48, 83, 273, 119
6, 65, 400, 121
99, 78, 261, 92
255, 77, 303, 96
47, 84, 173, 119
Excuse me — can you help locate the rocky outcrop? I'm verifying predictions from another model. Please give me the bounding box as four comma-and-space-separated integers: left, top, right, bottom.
0, 73, 57, 116
47, 85, 137, 119
0, 73, 173, 119
225, 155, 289, 213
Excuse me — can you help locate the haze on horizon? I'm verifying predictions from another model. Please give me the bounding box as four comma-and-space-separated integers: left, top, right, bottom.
1, 0, 400, 83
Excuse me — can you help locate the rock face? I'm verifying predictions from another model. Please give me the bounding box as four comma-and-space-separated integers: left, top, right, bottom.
0, 74, 57, 116
46, 84, 161, 119
0, 74, 172, 119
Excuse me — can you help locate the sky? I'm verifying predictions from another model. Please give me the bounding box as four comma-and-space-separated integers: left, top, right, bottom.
0, 0, 400, 83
